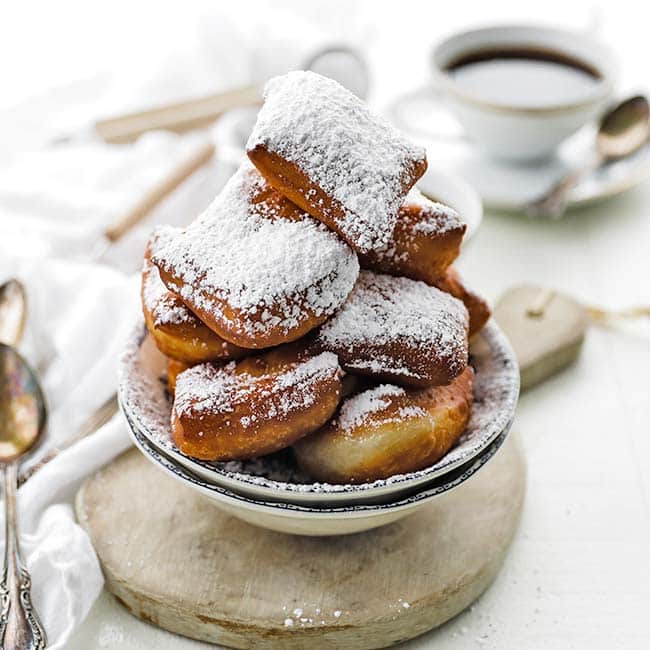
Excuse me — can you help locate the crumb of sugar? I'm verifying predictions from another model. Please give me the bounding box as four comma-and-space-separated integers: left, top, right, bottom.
247, 70, 426, 253
151, 162, 359, 338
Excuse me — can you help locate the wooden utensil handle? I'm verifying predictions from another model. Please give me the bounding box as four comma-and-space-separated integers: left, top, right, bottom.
95, 85, 261, 144
103, 140, 215, 243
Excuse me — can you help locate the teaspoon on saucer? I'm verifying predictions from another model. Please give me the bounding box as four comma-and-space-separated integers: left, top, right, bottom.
528, 95, 650, 218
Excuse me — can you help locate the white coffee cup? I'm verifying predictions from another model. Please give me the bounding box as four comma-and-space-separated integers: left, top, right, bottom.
396, 25, 619, 161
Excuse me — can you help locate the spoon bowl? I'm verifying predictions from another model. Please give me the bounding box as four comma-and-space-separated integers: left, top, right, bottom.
597, 95, 650, 160
0, 343, 47, 463
529, 94, 650, 217
0, 280, 27, 348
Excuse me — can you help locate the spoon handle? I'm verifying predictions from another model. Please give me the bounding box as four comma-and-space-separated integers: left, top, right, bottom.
527, 152, 602, 219
0, 463, 46, 650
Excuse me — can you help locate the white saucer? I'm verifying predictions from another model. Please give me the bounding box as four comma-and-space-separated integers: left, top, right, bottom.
394, 102, 650, 212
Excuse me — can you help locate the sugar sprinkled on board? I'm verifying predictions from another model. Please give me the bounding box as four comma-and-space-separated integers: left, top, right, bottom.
247, 71, 426, 253
151, 162, 359, 339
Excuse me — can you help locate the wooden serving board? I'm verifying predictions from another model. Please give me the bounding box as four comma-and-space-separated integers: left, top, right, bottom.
75, 435, 525, 649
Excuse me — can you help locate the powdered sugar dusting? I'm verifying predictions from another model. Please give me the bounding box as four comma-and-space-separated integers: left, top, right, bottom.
247, 71, 426, 253
403, 189, 464, 236
334, 384, 429, 437
151, 162, 359, 338
337, 384, 406, 432
175, 351, 340, 427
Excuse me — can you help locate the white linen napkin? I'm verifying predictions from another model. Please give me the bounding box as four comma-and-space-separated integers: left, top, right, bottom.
0, 131, 218, 264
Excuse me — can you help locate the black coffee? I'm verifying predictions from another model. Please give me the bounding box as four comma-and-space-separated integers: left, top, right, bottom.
446, 47, 601, 108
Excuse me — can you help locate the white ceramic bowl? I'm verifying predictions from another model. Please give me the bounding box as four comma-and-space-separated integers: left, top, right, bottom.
126, 416, 508, 536
119, 320, 519, 506
431, 25, 619, 161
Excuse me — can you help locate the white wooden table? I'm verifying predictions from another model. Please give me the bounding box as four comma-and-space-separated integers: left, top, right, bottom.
3, 1, 648, 648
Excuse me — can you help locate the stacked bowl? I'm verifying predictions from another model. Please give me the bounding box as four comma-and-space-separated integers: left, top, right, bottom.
119, 318, 519, 536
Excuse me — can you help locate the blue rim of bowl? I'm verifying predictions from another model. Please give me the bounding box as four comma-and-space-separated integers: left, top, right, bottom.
119, 319, 519, 498
126, 408, 510, 515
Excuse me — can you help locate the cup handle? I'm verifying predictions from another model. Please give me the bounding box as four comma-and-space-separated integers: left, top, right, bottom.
389, 84, 467, 142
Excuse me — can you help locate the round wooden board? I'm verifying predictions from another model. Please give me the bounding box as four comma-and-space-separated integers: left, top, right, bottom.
76, 435, 526, 649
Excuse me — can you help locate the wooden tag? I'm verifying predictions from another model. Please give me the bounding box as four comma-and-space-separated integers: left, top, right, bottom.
494, 285, 588, 391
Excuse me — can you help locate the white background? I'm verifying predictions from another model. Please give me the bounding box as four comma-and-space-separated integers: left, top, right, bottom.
3, 1, 650, 648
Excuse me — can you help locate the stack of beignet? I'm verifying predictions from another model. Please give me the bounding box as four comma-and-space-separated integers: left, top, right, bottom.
142, 71, 490, 483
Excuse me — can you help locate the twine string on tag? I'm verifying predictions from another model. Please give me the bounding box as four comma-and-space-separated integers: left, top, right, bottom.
526, 287, 650, 325
585, 304, 650, 324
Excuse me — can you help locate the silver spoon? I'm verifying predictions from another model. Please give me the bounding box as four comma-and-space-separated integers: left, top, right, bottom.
0, 278, 117, 487
0, 339, 48, 648
528, 95, 650, 218
0, 281, 27, 348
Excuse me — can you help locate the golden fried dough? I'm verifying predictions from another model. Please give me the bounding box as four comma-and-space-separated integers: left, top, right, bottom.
434, 267, 491, 337
294, 367, 474, 483
359, 189, 466, 283
142, 255, 249, 364
167, 358, 190, 396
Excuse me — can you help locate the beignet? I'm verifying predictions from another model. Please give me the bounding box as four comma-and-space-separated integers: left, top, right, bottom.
316, 271, 469, 387
293, 367, 474, 483
172, 343, 343, 461
359, 189, 466, 284
167, 358, 191, 395
151, 162, 359, 349
142, 253, 249, 364
247, 71, 427, 254
434, 267, 491, 337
